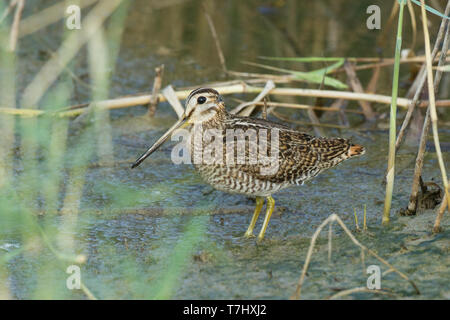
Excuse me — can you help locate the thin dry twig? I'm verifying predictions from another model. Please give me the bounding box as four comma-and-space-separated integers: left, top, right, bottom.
343, 60, 376, 121
162, 85, 185, 119
291, 214, 419, 300
148, 64, 165, 116
203, 2, 227, 73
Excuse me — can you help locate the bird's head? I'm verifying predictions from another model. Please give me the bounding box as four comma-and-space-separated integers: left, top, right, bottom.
131, 87, 224, 168
184, 87, 224, 124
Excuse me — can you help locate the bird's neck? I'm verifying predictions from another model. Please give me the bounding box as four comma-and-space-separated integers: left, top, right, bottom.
201, 104, 230, 130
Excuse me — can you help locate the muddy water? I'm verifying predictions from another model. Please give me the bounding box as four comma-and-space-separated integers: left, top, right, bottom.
3, 0, 449, 299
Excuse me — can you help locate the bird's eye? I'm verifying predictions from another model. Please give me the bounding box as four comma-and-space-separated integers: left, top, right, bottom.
197, 96, 207, 104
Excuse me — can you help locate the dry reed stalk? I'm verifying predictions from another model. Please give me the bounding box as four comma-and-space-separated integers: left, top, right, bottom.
418, 0, 450, 210
343, 61, 376, 121
62, 79, 285, 112
236, 86, 414, 107
148, 65, 165, 116
395, 1, 450, 151
327, 287, 396, 299
203, 3, 227, 73
291, 214, 419, 300
231, 80, 275, 115
4, 83, 450, 118
162, 85, 185, 119
407, 18, 450, 215
382, 0, 406, 225
8, 0, 24, 52
433, 185, 448, 233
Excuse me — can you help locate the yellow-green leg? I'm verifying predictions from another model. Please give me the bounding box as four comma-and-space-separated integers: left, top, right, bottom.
244, 196, 265, 238
257, 196, 275, 241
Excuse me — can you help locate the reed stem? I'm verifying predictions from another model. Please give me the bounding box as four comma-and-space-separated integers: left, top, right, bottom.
420, 0, 450, 211
382, 0, 406, 225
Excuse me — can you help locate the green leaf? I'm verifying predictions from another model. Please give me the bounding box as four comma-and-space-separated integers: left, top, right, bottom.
307, 59, 345, 75
243, 61, 348, 89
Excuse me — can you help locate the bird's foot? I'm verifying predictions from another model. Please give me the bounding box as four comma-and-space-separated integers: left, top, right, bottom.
244, 230, 255, 238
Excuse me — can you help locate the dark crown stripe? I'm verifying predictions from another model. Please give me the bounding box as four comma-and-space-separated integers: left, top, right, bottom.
186, 87, 220, 103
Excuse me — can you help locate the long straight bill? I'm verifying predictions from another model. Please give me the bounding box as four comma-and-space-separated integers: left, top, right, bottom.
131, 116, 186, 168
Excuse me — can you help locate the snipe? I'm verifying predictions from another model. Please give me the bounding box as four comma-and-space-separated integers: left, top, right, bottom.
132, 88, 365, 241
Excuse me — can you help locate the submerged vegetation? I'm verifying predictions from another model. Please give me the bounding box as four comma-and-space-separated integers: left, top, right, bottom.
0, 0, 449, 299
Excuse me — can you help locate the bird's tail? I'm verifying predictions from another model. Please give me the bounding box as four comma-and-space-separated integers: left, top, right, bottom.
348, 144, 365, 157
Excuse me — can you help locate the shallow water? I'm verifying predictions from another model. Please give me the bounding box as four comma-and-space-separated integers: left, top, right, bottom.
2, 0, 449, 299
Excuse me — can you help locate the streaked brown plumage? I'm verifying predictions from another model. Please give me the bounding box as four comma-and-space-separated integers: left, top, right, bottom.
132, 87, 365, 240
